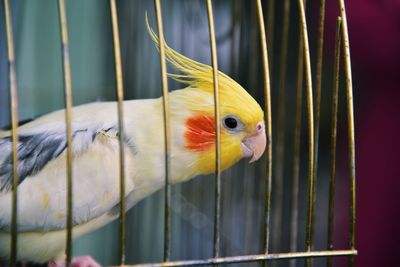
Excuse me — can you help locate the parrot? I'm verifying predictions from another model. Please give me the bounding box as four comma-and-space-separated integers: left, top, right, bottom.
0, 22, 266, 267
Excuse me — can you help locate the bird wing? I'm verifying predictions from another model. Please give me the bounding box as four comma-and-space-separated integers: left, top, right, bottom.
0, 118, 136, 232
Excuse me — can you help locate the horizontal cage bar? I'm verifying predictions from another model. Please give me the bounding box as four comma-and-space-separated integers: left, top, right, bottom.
115, 250, 357, 267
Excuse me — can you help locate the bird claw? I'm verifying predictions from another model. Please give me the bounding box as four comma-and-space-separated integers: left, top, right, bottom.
48, 256, 101, 267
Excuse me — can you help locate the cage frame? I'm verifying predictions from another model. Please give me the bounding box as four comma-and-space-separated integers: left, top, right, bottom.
2, 0, 357, 266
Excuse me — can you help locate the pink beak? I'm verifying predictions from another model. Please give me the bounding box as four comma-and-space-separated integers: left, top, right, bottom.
241, 122, 267, 163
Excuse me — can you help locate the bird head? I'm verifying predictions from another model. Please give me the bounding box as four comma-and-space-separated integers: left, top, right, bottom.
176, 85, 266, 176
147, 19, 266, 178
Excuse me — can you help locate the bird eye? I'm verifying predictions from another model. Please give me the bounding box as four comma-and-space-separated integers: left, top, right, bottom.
223, 115, 242, 131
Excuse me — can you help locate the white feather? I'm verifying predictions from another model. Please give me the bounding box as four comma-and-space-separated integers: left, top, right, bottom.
0, 98, 198, 263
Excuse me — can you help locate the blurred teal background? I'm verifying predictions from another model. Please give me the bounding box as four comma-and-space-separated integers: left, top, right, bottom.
0, 1, 353, 267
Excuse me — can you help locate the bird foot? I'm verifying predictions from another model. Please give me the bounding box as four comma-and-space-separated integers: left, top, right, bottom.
48, 256, 101, 267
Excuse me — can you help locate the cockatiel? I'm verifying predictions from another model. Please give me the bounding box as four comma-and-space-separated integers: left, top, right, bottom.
0, 24, 266, 266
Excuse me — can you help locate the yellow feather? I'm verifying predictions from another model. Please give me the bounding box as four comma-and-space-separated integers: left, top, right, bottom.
146, 14, 264, 174
146, 14, 263, 124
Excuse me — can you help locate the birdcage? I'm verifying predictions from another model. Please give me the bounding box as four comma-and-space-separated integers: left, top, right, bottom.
0, 0, 356, 266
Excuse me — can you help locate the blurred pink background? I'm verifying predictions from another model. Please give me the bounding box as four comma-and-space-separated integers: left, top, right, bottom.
327, 0, 400, 266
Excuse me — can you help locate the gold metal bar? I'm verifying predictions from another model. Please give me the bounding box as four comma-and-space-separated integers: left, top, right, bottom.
247, 2, 259, 91
312, 0, 326, 245
255, 0, 272, 256
266, 0, 275, 72
109, 0, 126, 264
272, 0, 290, 252
206, 0, 221, 259
289, 7, 305, 266
154, 0, 172, 261
327, 16, 342, 267
3, 0, 19, 265
337, 0, 356, 265
116, 250, 357, 267
297, 0, 315, 266
57, 0, 74, 265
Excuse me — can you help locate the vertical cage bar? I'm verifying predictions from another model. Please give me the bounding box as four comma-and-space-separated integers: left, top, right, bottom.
312, 0, 326, 236
206, 0, 222, 259
289, 3, 306, 263
3, 0, 19, 265
154, 0, 172, 261
109, 0, 127, 264
57, 0, 74, 265
327, 16, 342, 267
297, 0, 315, 266
255, 0, 272, 256
272, 0, 290, 252
337, 0, 356, 265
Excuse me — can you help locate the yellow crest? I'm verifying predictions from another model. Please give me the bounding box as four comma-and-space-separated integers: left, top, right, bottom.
145, 14, 263, 127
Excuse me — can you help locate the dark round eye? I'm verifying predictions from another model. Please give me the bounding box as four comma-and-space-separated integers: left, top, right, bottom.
224, 116, 238, 129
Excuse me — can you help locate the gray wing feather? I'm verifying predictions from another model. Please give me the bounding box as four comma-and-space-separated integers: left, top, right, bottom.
0, 128, 107, 192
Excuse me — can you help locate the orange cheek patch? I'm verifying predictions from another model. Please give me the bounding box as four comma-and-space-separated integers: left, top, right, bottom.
184, 114, 215, 151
